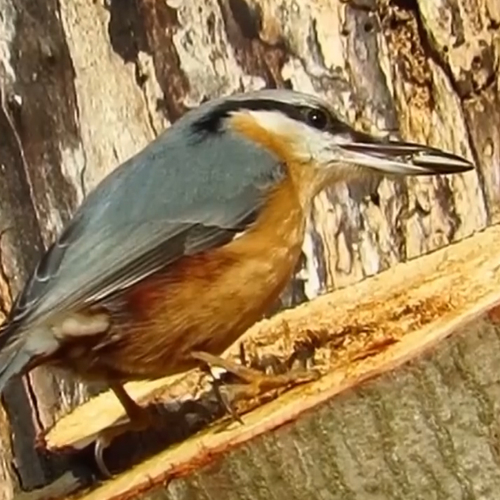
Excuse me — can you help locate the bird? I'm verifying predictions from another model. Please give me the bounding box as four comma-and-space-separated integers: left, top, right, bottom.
0, 88, 474, 474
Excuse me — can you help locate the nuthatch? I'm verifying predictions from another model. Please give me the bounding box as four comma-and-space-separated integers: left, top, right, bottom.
0, 89, 473, 472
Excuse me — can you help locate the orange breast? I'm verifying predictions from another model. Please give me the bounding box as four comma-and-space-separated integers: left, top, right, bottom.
91, 175, 307, 381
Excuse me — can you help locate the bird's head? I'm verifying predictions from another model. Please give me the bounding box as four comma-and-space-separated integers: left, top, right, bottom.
187, 89, 474, 201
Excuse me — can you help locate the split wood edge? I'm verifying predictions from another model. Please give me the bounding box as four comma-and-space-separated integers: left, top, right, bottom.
45, 224, 500, 500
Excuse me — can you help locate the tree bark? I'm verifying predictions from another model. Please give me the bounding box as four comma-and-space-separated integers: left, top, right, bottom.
38, 223, 500, 500
0, 0, 498, 498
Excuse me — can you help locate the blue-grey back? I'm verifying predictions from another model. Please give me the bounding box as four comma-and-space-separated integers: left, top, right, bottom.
13, 93, 290, 328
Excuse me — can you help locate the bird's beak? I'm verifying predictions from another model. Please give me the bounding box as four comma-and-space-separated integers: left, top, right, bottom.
336, 134, 475, 175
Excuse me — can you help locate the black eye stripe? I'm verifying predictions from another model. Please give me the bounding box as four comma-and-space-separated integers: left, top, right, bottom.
191, 98, 352, 136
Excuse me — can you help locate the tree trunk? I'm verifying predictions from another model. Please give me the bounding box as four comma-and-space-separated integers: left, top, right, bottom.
0, 0, 498, 498
41, 223, 500, 500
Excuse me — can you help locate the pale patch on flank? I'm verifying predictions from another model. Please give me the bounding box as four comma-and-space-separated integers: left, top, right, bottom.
26, 327, 60, 356
55, 313, 110, 339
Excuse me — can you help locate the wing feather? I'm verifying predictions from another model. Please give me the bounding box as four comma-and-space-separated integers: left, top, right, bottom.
4, 123, 285, 336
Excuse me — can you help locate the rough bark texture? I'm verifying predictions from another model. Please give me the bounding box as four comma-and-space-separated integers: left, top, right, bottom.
136, 317, 500, 500
0, 0, 498, 498
78, 320, 500, 500
40, 223, 500, 500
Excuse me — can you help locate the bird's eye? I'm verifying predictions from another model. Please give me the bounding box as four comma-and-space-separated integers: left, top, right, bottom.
305, 108, 330, 130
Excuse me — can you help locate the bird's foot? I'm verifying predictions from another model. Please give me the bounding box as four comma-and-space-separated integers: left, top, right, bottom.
207, 366, 245, 425
94, 404, 159, 479
284, 336, 318, 372
192, 350, 320, 418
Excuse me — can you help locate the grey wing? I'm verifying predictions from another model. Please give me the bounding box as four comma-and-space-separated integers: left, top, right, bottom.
5, 126, 285, 334
10, 197, 259, 329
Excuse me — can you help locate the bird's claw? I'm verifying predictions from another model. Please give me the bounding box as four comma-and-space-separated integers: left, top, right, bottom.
211, 378, 245, 425
95, 435, 113, 479
285, 337, 318, 372
207, 366, 244, 425
94, 425, 125, 479
92, 407, 158, 478
243, 335, 318, 376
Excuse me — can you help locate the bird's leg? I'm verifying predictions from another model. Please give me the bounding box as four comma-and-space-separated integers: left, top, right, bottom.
111, 382, 153, 423
94, 382, 157, 478
192, 350, 320, 404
